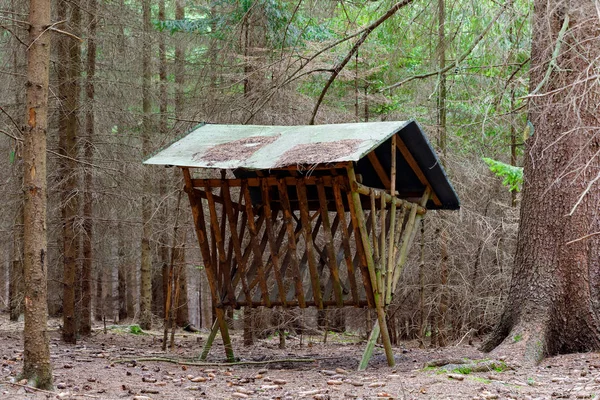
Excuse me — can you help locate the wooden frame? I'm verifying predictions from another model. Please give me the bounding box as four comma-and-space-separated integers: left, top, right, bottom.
181, 140, 432, 369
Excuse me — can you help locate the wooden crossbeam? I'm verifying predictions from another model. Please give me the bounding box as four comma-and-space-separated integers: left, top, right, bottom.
332, 177, 359, 305
241, 181, 271, 307
395, 138, 441, 206
192, 176, 336, 189
277, 179, 306, 308
205, 184, 237, 308
316, 179, 344, 307
261, 178, 287, 306
367, 152, 391, 189
296, 179, 323, 308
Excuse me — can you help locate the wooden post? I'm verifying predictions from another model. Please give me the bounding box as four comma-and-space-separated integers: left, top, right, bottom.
386, 136, 398, 305
391, 188, 431, 300
347, 165, 395, 369
183, 168, 234, 362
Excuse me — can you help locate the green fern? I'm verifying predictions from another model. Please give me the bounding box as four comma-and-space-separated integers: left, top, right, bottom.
482, 157, 523, 192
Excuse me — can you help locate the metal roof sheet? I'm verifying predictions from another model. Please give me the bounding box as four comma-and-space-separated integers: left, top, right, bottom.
143, 121, 410, 169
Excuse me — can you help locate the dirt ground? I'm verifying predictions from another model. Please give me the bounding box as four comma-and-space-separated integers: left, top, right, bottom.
1, 316, 600, 399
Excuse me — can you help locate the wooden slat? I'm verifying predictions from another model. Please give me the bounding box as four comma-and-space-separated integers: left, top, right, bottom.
296, 179, 323, 309
277, 179, 306, 308
333, 176, 359, 305
396, 138, 442, 206
261, 178, 287, 306
204, 182, 237, 308
367, 152, 391, 189
379, 193, 387, 301
369, 189, 380, 263
241, 180, 271, 307
221, 180, 251, 303
385, 136, 398, 305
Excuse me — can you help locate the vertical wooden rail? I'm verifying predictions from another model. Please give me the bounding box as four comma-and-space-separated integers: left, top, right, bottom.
261, 178, 287, 306
379, 194, 387, 300
241, 180, 271, 307
277, 179, 306, 308
347, 165, 395, 369
391, 188, 431, 299
386, 135, 398, 305
333, 176, 359, 305
316, 178, 344, 307
296, 179, 323, 308
182, 168, 233, 362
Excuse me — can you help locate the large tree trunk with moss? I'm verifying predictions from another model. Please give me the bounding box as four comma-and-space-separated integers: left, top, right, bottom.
21, 0, 53, 389
482, 0, 600, 363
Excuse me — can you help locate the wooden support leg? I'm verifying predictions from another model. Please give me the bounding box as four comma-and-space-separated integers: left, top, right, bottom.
216, 308, 234, 362
199, 318, 219, 360
347, 165, 395, 369
359, 319, 380, 371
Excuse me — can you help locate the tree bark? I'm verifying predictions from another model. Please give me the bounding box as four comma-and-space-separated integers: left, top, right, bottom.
21, 0, 53, 388
57, 0, 82, 344
80, 0, 97, 336
482, 0, 600, 364
139, 0, 153, 331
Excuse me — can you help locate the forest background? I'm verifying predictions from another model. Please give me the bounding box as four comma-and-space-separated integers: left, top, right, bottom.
0, 0, 531, 350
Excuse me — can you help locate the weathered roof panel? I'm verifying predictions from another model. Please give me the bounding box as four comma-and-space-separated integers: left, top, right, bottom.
143, 121, 410, 169
144, 121, 460, 210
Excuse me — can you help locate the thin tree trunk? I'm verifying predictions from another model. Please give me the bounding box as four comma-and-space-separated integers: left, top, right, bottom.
80, 0, 97, 336
58, 0, 82, 344
139, 0, 153, 331
173, 0, 189, 329
434, 0, 448, 348
22, 0, 53, 388
9, 205, 23, 321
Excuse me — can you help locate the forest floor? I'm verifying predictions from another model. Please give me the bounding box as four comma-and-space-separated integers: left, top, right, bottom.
1, 316, 600, 399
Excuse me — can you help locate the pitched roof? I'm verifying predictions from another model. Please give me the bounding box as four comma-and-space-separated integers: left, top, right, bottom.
144, 120, 459, 210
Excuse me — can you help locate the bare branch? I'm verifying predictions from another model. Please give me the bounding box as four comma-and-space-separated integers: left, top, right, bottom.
309, 0, 417, 125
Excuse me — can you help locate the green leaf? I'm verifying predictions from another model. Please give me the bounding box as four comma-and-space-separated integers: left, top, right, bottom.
9, 150, 15, 164
482, 157, 523, 192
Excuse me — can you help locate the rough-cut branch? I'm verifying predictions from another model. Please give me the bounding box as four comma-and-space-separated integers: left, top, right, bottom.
308, 0, 416, 125
380, 2, 509, 92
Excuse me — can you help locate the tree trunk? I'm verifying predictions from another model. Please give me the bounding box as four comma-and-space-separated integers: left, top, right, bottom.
80, 0, 97, 336
482, 0, 600, 364
58, 0, 82, 344
9, 205, 23, 321
22, 0, 53, 388
173, 0, 189, 329
139, 0, 153, 331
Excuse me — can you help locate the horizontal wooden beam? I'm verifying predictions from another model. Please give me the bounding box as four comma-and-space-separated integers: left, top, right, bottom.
354, 182, 427, 215
192, 176, 336, 188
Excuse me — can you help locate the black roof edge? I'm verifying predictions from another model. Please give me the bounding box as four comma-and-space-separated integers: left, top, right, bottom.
397, 120, 460, 210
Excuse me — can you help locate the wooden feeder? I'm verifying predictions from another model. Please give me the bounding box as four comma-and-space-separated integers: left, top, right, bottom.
144, 120, 459, 369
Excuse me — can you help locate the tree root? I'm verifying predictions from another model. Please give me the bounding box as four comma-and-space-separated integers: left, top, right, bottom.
112, 356, 316, 367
